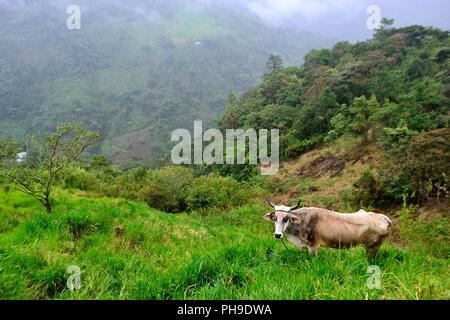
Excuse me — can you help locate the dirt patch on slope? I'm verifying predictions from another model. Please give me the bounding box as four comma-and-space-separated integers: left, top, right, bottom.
298, 155, 346, 177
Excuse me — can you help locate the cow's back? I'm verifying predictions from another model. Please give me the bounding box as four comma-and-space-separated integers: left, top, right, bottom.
292, 207, 391, 248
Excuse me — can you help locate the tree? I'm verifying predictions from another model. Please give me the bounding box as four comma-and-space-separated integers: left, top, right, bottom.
0, 139, 19, 164
265, 54, 284, 76
0, 140, 19, 185
3, 124, 101, 213
349, 96, 380, 142
304, 49, 334, 69
374, 18, 395, 40
89, 155, 113, 172
379, 18, 394, 31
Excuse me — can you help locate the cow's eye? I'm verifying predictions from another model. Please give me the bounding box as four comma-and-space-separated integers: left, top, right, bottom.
283, 217, 289, 223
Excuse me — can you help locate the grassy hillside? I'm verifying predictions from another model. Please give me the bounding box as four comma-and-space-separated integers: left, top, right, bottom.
0, 189, 448, 300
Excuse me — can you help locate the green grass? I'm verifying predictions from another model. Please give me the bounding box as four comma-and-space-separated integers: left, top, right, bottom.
167, 7, 228, 41
0, 189, 448, 300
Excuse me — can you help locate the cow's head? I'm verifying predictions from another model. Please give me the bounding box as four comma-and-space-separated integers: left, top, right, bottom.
264, 199, 302, 239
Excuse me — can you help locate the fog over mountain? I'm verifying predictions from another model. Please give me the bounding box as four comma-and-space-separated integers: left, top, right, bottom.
2, 0, 448, 40
0, 0, 448, 165
0, 0, 333, 165
243, 0, 450, 41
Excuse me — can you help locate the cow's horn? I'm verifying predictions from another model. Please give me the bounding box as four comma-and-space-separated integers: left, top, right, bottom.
267, 198, 275, 208
290, 200, 301, 211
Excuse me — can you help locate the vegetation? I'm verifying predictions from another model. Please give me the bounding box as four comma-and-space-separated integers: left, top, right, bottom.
0, 0, 331, 165
219, 23, 450, 205
0, 189, 448, 300
0, 20, 448, 300
2, 124, 101, 213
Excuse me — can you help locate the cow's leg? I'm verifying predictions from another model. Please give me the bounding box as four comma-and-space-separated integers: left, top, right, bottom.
308, 246, 319, 256
365, 244, 381, 258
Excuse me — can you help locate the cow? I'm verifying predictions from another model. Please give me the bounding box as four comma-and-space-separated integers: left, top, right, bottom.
263, 200, 392, 257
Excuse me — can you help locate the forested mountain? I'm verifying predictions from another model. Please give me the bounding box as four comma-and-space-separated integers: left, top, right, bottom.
220, 23, 450, 204
1, 17, 449, 300
0, 0, 332, 165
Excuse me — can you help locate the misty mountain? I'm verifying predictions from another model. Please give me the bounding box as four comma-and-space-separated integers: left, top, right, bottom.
0, 0, 333, 165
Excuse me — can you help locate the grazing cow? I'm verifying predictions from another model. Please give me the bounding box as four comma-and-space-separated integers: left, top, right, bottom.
263, 200, 392, 257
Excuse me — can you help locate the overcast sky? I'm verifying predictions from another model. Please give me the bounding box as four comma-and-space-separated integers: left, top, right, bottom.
1, 0, 448, 41
241, 0, 450, 41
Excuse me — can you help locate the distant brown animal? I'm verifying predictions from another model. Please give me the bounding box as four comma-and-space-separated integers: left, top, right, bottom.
264, 200, 392, 257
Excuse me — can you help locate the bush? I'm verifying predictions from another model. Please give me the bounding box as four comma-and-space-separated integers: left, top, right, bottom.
62, 167, 101, 191
284, 135, 324, 159
399, 203, 449, 258
352, 168, 379, 207
405, 129, 450, 199
141, 166, 194, 213
108, 169, 148, 200
378, 128, 450, 202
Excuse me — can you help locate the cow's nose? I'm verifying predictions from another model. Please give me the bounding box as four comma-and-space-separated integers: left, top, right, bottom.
274, 233, 282, 239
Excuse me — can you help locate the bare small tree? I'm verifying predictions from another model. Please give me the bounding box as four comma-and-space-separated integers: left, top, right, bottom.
2, 123, 101, 213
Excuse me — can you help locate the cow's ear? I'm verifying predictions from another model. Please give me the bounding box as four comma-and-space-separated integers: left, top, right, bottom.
289, 215, 301, 224
264, 212, 273, 221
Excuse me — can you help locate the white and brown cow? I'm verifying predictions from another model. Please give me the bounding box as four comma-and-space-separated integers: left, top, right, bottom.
264, 200, 392, 257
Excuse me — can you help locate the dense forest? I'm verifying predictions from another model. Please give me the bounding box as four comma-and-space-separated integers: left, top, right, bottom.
219, 21, 450, 206
0, 0, 331, 166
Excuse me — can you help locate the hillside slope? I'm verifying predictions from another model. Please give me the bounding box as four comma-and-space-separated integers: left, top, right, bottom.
0, 189, 448, 299
219, 23, 450, 207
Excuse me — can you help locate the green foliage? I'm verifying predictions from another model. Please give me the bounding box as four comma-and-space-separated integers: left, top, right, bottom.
141, 166, 194, 213
304, 49, 335, 68
219, 22, 449, 205
2, 123, 101, 213
0, 1, 331, 165
89, 156, 113, 174
142, 167, 259, 212
186, 175, 254, 211
62, 167, 100, 192
327, 95, 380, 142
264, 54, 284, 76
221, 24, 449, 168
0, 139, 18, 164
378, 128, 450, 202
353, 168, 379, 208
399, 203, 449, 258
0, 190, 448, 300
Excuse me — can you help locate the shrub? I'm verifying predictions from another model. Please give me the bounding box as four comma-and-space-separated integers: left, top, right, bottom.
141, 167, 194, 213
399, 203, 449, 258
378, 128, 450, 202
352, 168, 379, 207
62, 167, 101, 191
108, 172, 145, 200
187, 175, 252, 211
405, 128, 450, 200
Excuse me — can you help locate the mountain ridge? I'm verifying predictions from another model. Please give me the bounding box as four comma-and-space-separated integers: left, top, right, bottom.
0, 0, 333, 166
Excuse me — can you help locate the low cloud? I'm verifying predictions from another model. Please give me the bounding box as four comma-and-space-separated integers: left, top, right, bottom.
247, 0, 360, 22
244, 0, 450, 40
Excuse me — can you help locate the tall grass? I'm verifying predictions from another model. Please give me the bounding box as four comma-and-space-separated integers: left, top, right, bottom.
0, 189, 448, 300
